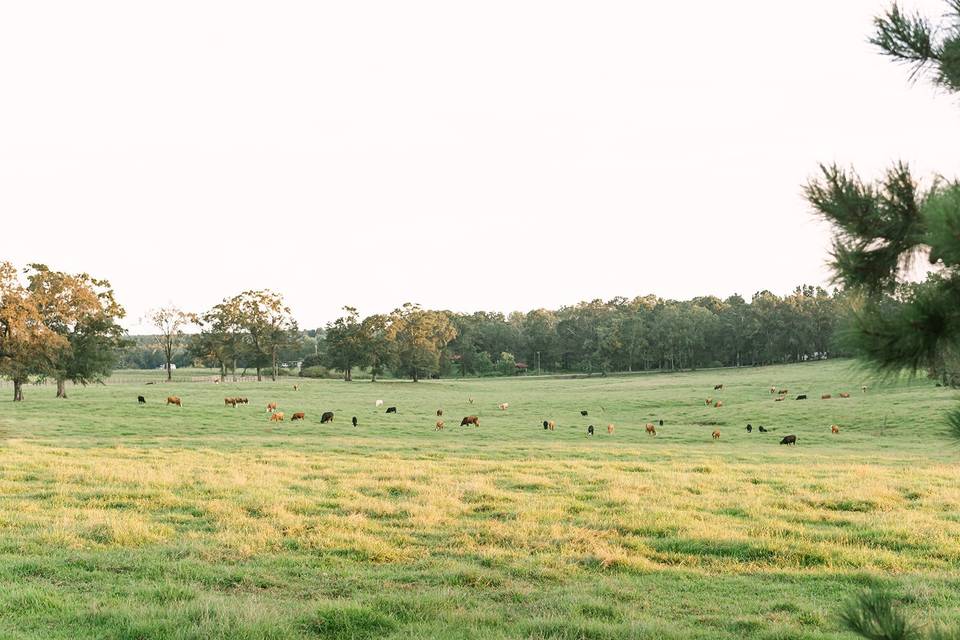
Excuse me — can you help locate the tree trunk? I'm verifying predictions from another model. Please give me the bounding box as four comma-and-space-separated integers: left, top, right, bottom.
271, 350, 278, 381
233, 357, 238, 382
256, 367, 262, 382
56, 378, 68, 399
13, 378, 23, 402
412, 368, 419, 382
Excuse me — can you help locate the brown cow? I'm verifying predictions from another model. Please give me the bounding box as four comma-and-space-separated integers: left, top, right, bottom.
705, 398, 713, 406
548, 420, 556, 431
270, 412, 285, 422
460, 415, 480, 427
645, 423, 656, 436
821, 394, 832, 400
291, 412, 305, 421
831, 424, 840, 434
435, 420, 445, 431
712, 429, 721, 439
778, 389, 789, 395
715, 400, 724, 408
607, 423, 615, 435
770, 386, 777, 394
266, 402, 278, 413
292, 384, 300, 391
225, 398, 236, 407
839, 392, 851, 398
166, 396, 182, 407
774, 396, 785, 402
498, 402, 509, 411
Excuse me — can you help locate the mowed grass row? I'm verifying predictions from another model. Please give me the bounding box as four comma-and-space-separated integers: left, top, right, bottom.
0, 361, 958, 639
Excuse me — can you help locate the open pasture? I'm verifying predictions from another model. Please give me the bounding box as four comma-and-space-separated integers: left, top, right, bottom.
1, 360, 959, 639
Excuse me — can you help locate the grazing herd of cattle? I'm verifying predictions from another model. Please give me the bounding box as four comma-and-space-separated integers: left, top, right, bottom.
138, 379, 859, 444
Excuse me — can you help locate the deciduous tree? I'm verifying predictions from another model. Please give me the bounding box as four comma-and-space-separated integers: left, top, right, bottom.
0, 263, 67, 401
146, 306, 196, 381
25, 264, 126, 398
231, 290, 299, 381
385, 303, 457, 382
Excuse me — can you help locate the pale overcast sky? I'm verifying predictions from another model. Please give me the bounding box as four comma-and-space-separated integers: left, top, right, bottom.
2, 1, 958, 332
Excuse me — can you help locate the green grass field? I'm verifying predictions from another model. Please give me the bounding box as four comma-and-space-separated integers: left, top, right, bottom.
1, 360, 958, 639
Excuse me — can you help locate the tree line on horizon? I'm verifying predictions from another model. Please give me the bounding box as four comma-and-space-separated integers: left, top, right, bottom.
117, 286, 852, 383
1, 257, 858, 398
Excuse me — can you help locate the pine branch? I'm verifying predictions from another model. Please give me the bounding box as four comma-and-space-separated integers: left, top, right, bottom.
840, 589, 921, 640
871, 4, 940, 81
806, 163, 926, 292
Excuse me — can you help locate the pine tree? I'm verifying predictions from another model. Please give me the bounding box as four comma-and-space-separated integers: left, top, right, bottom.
805, 1, 960, 434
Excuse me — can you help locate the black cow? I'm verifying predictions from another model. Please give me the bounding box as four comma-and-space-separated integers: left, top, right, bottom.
659, 419, 664, 427
386, 406, 397, 414
758, 425, 768, 432
351, 416, 358, 427
796, 394, 807, 400
321, 411, 334, 424
580, 410, 588, 416
587, 425, 594, 436
714, 384, 723, 390
436, 409, 443, 416
543, 420, 549, 430
138, 395, 146, 405
780, 434, 797, 445
746, 424, 753, 433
